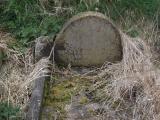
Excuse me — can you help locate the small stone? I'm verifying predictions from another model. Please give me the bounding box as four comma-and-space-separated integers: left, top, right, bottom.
34, 36, 53, 62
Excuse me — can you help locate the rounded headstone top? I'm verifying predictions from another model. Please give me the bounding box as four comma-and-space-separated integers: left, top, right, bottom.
55, 11, 122, 66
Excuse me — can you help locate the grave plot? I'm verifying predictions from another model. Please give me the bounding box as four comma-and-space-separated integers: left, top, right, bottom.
27, 12, 160, 120
40, 12, 123, 119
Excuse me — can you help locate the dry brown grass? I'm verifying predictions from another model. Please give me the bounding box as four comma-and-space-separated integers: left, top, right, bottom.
0, 2, 160, 118
0, 32, 51, 115
48, 30, 160, 119
0, 45, 33, 109
85, 33, 160, 120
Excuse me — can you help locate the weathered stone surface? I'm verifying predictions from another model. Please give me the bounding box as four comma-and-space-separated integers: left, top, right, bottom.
26, 76, 46, 120
65, 92, 103, 120
34, 36, 53, 62
55, 11, 122, 66
26, 58, 51, 120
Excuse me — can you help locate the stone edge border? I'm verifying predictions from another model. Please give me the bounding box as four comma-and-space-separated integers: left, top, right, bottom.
26, 67, 51, 120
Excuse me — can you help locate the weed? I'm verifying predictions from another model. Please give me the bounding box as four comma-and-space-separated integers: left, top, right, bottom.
0, 102, 20, 120
79, 96, 89, 105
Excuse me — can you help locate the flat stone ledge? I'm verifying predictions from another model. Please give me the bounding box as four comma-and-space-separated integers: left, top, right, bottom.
26, 63, 51, 120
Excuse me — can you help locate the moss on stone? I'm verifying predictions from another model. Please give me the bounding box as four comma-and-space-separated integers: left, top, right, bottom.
40, 69, 113, 120
41, 74, 93, 119
79, 96, 89, 105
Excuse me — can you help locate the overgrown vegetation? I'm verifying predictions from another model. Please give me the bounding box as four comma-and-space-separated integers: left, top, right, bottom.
0, 0, 160, 117
41, 32, 160, 119
0, 0, 159, 49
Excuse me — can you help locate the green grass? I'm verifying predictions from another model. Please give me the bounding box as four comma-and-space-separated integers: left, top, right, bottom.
0, 0, 66, 51
0, 0, 159, 50
0, 102, 20, 120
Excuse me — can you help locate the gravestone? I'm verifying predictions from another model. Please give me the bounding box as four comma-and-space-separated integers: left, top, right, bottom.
55, 11, 122, 66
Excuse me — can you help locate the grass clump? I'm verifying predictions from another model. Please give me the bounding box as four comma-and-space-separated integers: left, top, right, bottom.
79, 96, 89, 105
111, 0, 159, 18
0, 102, 20, 120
